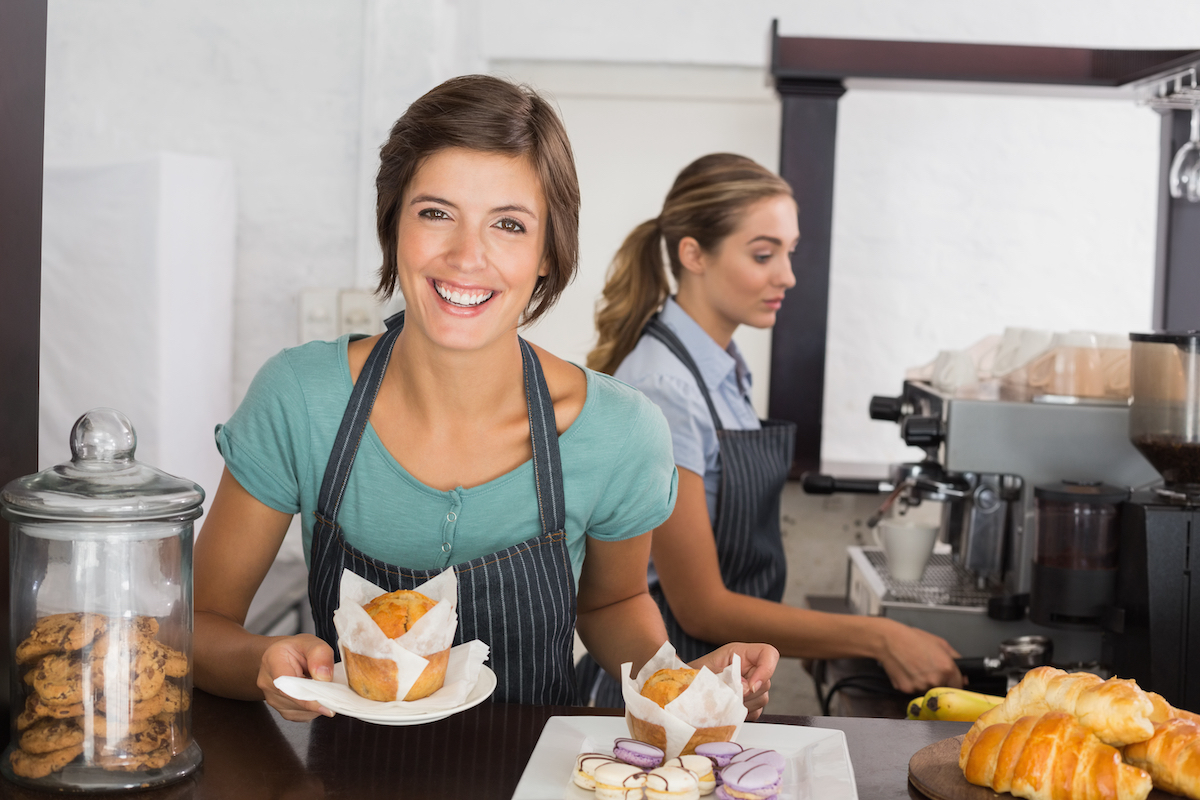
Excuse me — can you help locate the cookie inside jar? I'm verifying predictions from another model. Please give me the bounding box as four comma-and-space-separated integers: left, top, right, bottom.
11, 613, 194, 782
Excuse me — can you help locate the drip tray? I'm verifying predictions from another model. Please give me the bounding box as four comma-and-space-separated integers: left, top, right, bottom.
847, 546, 994, 615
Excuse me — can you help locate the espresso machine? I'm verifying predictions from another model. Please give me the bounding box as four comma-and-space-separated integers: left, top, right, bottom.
1102, 332, 1200, 711
806, 377, 1162, 671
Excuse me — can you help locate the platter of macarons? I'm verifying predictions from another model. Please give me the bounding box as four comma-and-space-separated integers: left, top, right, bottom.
510, 716, 858, 800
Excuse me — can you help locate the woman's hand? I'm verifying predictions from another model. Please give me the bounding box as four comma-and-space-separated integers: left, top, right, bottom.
874, 618, 963, 695
690, 642, 780, 720
257, 635, 338, 722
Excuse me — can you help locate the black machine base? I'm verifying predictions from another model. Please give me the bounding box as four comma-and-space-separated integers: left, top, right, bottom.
1102, 492, 1200, 712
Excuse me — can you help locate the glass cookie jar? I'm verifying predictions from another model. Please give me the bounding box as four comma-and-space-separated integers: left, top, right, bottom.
1, 408, 203, 791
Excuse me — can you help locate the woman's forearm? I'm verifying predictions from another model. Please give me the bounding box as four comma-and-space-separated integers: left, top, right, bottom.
668, 587, 887, 661
576, 590, 668, 681
193, 610, 275, 701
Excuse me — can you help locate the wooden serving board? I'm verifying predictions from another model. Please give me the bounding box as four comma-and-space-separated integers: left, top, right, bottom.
907, 735, 1176, 800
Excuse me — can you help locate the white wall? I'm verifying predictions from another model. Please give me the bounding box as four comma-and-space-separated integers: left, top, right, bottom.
40, 154, 235, 514
497, 61, 781, 414
42, 0, 1200, 471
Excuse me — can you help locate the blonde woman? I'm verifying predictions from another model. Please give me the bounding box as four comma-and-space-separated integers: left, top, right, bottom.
580, 153, 962, 707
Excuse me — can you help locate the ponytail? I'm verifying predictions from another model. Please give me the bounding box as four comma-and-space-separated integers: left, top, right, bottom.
588, 218, 669, 374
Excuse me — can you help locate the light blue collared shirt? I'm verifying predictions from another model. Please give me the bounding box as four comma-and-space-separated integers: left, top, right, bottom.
614, 297, 761, 523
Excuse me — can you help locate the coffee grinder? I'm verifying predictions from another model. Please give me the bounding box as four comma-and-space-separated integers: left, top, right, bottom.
1103, 331, 1200, 712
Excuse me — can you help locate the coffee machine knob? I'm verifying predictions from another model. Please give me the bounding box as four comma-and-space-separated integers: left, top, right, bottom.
902, 415, 942, 447
869, 395, 905, 422
975, 486, 1000, 512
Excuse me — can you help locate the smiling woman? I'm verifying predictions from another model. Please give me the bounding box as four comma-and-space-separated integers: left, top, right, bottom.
191, 74, 780, 721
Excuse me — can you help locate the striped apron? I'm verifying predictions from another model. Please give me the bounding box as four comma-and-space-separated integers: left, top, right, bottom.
580, 315, 795, 706
308, 312, 577, 706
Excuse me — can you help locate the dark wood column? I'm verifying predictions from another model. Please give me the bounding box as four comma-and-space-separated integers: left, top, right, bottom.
0, 0, 47, 746
769, 79, 844, 476
1155, 109, 1200, 331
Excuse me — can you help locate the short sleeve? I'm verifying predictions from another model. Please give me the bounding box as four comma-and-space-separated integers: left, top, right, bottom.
585, 393, 678, 541
214, 350, 310, 514
624, 372, 712, 479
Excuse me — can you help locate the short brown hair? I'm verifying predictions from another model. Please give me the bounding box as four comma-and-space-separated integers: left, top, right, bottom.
375, 74, 580, 325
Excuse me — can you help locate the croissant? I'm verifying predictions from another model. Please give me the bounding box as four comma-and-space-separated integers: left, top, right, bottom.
961, 712, 1152, 800
1123, 717, 1200, 799
1147, 691, 1200, 727
962, 667, 1155, 754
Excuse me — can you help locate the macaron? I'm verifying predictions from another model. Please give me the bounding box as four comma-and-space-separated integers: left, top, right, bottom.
716, 762, 781, 800
574, 752, 622, 790
645, 765, 700, 800
693, 741, 744, 769
727, 748, 785, 778
614, 738, 665, 769
665, 755, 716, 796
593, 761, 648, 800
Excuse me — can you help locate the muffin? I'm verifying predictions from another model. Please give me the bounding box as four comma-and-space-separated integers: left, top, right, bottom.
344, 589, 449, 701
630, 667, 738, 755
641, 668, 699, 708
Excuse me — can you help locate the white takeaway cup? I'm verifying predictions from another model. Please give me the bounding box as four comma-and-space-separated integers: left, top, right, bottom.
875, 519, 940, 582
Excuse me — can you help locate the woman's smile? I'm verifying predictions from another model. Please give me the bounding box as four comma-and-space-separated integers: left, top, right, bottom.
432, 279, 495, 308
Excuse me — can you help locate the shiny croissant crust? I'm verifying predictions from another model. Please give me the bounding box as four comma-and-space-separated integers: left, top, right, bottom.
962, 667, 1155, 752
1123, 718, 1200, 799
960, 712, 1152, 800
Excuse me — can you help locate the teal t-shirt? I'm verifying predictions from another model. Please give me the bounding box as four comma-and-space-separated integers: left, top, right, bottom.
215, 336, 678, 585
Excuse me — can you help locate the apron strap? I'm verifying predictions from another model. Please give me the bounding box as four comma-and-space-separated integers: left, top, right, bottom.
520, 338, 566, 536
315, 311, 406, 523
644, 315, 724, 433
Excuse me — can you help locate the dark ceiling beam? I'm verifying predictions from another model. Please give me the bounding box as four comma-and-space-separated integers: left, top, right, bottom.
772, 32, 1200, 87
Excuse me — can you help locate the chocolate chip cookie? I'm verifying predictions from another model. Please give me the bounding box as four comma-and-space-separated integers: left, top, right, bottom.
29, 651, 99, 707
92, 741, 172, 773
19, 717, 85, 755
9, 743, 84, 779
16, 613, 107, 665
17, 692, 86, 731
95, 686, 166, 720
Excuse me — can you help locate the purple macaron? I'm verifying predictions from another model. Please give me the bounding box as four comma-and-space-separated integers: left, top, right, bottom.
728, 747, 786, 777
718, 761, 782, 800
612, 738, 664, 769
693, 740, 744, 769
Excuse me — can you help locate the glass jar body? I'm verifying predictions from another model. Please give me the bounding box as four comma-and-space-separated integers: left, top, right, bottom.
2, 517, 200, 791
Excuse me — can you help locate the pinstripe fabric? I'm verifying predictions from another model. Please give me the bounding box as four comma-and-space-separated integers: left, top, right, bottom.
308, 312, 577, 706
582, 316, 795, 706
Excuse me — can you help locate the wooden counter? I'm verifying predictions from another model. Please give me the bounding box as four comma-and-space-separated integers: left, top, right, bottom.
2, 691, 971, 799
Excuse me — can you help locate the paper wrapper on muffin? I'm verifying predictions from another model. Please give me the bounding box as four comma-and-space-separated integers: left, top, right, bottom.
333, 568, 457, 701
621, 641, 747, 758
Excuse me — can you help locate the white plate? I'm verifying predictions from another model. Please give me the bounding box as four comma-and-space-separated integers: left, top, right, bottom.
511, 716, 858, 800
280, 664, 497, 726
344, 665, 496, 725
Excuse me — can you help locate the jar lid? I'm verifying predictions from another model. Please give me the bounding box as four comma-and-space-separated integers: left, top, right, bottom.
1034, 480, 1129, 505
1, 408, 204, 522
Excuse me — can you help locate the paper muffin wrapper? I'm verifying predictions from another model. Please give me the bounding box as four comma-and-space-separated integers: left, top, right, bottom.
620, 641, 747, 758
333, 568, 459, 702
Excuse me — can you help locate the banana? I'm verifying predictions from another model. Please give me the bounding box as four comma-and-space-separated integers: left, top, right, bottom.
906, 695, 925, 720
916, 687, 1005, 722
